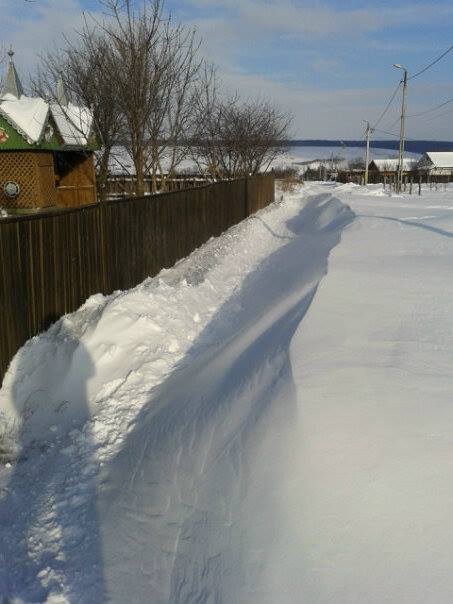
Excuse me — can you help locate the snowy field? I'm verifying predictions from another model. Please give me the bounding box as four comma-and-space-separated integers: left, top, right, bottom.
1, 181, 453, 602
272, 144, 420, 174
108, 144, 420, 176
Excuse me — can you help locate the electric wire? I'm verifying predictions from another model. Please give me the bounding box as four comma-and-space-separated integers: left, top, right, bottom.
371, 81, 402, 129
408, 45, 453, 81
386, 116, 401, 131
370, 45, 453, 135
423, 106, 453, 122
373, 128, 399, 138
406, 97, 453, 118
373, 127, 417, 142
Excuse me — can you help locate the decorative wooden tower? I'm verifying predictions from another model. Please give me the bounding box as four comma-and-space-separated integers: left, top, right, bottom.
0, 48, 100, 212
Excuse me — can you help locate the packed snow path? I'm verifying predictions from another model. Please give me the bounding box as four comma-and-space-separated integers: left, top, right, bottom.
1, 183, 453, 603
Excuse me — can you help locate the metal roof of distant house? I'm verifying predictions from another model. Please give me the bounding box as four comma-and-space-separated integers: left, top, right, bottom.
0, 49, 99, 151
369, 158, 418, 172
420, 152, 453, 168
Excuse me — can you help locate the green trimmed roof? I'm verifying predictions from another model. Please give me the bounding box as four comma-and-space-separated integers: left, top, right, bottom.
0, 50, 100, 152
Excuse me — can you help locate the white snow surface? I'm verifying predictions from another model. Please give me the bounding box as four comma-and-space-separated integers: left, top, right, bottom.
50, 103, 93, 147
1, 182, 453, 602
0, 95, 94, 147
0, 95, 49, 144
422, 151, 453, 168
369, 157, 419, 171
108, 144, 420, 176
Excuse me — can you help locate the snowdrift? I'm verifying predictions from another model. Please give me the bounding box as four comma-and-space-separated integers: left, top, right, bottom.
0, 187, 354, 602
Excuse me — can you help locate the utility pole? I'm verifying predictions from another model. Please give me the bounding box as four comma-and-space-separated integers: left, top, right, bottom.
363, 121, 372, 185
394, 64, 408, 193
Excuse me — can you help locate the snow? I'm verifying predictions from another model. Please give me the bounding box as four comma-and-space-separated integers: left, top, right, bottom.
273, 145, 420, 175
421, 151, 453, 168
0, 95, 94, 147
2, 181, 453, 602
108, 144, 420, 177
369, 157, 419, 171
0, 96, 49, 144
50, 103, 93, 147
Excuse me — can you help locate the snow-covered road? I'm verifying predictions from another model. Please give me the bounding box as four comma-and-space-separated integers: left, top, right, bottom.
1, 183, 453, 603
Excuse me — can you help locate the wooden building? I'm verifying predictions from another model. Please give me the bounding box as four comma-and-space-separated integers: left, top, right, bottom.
0, 49, 99, 212
416, 152, 453, 177
368, 158, 418, 176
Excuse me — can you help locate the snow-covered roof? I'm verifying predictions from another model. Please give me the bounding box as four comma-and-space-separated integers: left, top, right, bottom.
369, 158, 417, 172
0, 96, 94, 148
422, 152, 453, 168
0, 49, 95, 149
50, 103, 93, 147
0, 95, 49, 144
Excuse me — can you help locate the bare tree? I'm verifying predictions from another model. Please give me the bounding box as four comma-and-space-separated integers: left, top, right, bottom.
31, 0, 291, 197
99, 0, 203, 195
146, 24, 201, 192
348, 156, 365, 170
192, 85, 292, 179
99, 0, 171, 196
190, 62, 223, 179
33, 26, 124, 197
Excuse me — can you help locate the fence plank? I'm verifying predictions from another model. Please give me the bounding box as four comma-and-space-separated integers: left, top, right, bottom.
0, 175, 274, 382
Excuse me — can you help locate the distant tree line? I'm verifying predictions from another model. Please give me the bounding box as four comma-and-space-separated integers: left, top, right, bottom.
32, 0, 292, 196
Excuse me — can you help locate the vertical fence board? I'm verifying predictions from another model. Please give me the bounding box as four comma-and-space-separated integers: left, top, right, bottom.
0, 175, 274, 381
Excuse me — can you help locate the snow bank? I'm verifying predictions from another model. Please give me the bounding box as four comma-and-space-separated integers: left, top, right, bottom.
0, 186, 347, 448
6, 181, 453, 603
0, 185, 353, 602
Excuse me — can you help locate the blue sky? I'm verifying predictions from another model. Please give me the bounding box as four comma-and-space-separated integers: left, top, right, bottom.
2, 0, 453, 139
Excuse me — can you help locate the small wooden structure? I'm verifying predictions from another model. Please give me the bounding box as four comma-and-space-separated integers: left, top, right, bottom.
0, 49, 99, 212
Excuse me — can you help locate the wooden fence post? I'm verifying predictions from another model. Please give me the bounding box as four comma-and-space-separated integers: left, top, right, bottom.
245, 176, 249, 217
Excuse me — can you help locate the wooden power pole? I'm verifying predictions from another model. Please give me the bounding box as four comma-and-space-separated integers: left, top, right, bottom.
395, 65, 408, 193
364, 121, 372, 185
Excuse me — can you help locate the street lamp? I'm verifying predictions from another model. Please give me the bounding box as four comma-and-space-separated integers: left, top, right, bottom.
393, 64, 408, 193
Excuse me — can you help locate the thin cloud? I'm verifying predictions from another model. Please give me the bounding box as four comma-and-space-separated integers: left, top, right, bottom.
2, 0, 453, 138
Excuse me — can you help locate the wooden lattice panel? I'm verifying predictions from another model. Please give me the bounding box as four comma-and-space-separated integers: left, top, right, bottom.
0, 151, 57, 209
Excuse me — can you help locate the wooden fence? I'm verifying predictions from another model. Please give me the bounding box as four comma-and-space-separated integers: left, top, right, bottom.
103, 173, 210, 198
0, 174, 274, 382
337, 171, 453, 186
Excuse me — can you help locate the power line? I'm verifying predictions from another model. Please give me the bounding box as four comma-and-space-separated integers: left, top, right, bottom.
423, 106, 453, 122
406, 97, 453, 118
373, 127, 400, 138
385, 116, 400, 131
373, 127, 417, 141
385, 91, 453, 130
409, 45, 453, 81
363, 45, 453, 151
372, 81, 402, 129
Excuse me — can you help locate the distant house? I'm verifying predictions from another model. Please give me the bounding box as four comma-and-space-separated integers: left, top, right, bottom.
368, 158, 418, 175
416, 152, 453, 176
